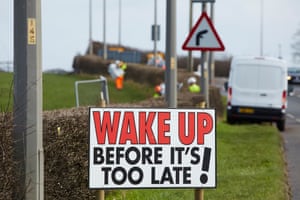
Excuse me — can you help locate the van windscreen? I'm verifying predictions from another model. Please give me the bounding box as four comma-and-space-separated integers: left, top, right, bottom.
234, 64, 282, 90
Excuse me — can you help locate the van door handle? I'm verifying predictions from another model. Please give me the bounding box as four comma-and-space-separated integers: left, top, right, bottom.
260, 93, 267, 96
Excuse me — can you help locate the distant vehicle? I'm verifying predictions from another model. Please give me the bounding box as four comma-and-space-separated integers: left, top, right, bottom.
226, 56, 288, 131
287, 66, 300, 84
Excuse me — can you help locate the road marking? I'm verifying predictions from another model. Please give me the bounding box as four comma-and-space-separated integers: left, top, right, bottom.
287, 113, 295, 119
287, 113, 300, 124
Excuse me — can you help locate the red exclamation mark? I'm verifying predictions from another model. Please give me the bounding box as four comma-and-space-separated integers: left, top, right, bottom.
200, 147, 211, 184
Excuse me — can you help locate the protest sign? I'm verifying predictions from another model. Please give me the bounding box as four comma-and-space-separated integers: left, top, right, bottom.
89, 108, 216, 189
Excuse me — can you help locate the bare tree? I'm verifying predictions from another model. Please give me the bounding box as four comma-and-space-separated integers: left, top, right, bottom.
291, 26, 300, 63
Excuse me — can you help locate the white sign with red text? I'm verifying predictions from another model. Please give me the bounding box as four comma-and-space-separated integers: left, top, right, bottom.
89, 108, 216, 189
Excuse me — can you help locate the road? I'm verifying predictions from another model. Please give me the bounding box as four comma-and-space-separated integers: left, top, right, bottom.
282, 84, 300, 200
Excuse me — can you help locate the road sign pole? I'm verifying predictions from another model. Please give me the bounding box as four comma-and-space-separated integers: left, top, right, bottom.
188, 0, 194, 72
200, 2, 209, 108
208, 2, 215, 84
13, 0, 44, 199
166, 0, 177, 108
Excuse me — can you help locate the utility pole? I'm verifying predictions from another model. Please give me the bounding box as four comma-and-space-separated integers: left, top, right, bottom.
13, 0, 44, 199
165, 0, 177, 108
103, 0, 107, 59
153, 0, 158, 66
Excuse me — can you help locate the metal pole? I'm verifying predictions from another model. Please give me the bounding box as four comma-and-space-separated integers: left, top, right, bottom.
118, 0, 122, 46
154, 0, 158, 66
278, 44, 282, 59
208, 2, 215, 84
165, 0, 177, 108
13, 0, 44, 199
260, 0, 264, 56
200, 3, 209, 108
13, 1, 27, 197
89, 0, 93, 54
103, 0, 107, 59
188, 0, 194, 72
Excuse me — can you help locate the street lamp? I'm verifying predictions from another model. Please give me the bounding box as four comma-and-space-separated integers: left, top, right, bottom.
154, 0, 158, 66
260, 0, 264, 56
103, 0, 107, 59
118, 0, 122, 46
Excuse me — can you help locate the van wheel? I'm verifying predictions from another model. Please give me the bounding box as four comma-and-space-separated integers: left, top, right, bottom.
276, 120, 285, 132
227, 116, 234, 124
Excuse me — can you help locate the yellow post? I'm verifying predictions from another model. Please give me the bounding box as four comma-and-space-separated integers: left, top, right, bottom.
96, 190, 105, 200
194, 189, 204, 200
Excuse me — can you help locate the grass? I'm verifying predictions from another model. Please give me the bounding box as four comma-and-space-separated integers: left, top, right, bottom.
211, 123, 287, 199
0, 72, 153, 111
0, 72, 13, 111
104, 123, 288, 200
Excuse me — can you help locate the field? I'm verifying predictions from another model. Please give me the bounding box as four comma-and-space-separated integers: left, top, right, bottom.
0, 72, 153, 111
0, 71, 289, 199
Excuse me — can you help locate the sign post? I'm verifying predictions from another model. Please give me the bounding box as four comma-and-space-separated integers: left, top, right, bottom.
89, 108, 216, 189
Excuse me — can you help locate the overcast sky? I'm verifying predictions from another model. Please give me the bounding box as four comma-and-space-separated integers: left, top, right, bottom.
0, 0, 300, 71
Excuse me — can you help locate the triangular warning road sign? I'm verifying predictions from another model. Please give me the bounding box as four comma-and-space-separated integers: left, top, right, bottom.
182, 12, 225, 51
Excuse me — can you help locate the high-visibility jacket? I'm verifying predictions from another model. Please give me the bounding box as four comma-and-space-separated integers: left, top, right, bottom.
120, 63, 127, 71
188, 84, 200, 93
108, 63, 124, 79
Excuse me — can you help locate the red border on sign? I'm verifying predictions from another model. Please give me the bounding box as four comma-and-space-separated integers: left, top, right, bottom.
182, 12, 225, 51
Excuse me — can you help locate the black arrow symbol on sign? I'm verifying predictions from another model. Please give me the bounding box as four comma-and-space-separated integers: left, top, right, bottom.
196, 29, 208, 46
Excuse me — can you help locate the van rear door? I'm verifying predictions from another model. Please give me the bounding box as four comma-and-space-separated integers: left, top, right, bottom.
231, 63, 284, 109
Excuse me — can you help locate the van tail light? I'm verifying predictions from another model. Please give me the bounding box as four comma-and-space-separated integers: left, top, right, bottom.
282, 90, 287, 109
227, 87, 232, 106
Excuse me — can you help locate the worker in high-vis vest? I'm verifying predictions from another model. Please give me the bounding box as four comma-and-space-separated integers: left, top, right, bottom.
153, 82, 165, 98
153, 85, 162, 98
108, 60, 126, 90
187, 76, 200, 93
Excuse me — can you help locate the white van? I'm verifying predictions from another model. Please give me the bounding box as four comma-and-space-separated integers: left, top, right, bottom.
226, 56, 288, 131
